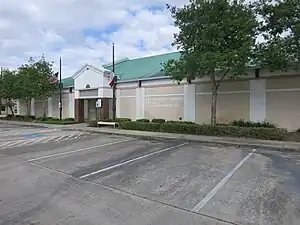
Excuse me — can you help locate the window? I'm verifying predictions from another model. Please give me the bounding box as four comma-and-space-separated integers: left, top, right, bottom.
85, 84, 90, 88
1, 105, 5, 111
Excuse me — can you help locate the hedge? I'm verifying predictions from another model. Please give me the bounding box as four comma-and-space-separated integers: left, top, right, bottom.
152, 118, 165, 123
230, 119, 277, 128
119, 121, 161, 132
166, 120, 195, 124
136, 118, 150, 122
100, 118, 131, 122
119, 121, 287, 141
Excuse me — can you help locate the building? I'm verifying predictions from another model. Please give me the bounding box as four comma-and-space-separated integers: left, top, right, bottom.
4, 52, 300, 131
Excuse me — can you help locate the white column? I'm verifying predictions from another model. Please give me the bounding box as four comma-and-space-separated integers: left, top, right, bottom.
136, 87, 145, 119
47, 97, 52, 117
116, 89, 121, 118
68, 92, 74, 118
250, 79, 266, 122
184, 84, 196, 121
30, 98, 35, 116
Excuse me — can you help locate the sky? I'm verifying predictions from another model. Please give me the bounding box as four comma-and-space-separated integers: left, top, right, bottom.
0, 0, 189, 78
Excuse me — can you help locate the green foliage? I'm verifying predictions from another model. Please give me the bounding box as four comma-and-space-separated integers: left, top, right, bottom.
152, 118, 166, 123
253, 0, 300, 71
230, 119, 277, 128
118, 121, 287, 140
166, 120, 195, 124
37, 120, 77, 125
0, 115, 36, 121
165, 0, 258, 124
115, 118, 131, 122
136, 118, 150, 122
16, 56, 57, 116
0, 69, 19, 116
88, 120, 98, 127
99, 118, 131, 122
0, 55, 58, 117
160, 123, 287, 140
64, 118, 75, 121
36, 117, 77, 125
119, 121, 161, 132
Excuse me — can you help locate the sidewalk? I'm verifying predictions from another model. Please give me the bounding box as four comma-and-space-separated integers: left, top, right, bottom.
1, 120, 300, 151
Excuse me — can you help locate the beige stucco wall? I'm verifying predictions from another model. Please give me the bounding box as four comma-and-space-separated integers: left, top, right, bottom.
196, 80, 249, 93
145, 85, 184, 120
34, 100, 44, 118
119, 97, 136, 119
120, 89, 136, 96
118, 88, 136, 119
145, 85, 184, 95
51, 93, 70, 119
266, 77, 300, 131
196, 81, 250, 124
145, 95, 184, 120
266, 76, 300, 89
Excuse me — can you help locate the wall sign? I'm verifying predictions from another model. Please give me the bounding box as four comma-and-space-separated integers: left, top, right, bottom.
96, 99, 102, 108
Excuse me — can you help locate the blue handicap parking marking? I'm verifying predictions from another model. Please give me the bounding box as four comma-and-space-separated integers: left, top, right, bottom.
23, 133, 47, 138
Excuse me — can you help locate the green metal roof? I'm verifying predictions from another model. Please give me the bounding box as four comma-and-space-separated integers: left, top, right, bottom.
61, 77, 74, 88
104, 52, 181, 81
61, 52, 180, 87
61, 51, 259, 87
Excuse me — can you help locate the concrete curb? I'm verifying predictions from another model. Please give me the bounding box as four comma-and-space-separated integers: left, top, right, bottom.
61, 127, 300, 152
1, 120, 300, 152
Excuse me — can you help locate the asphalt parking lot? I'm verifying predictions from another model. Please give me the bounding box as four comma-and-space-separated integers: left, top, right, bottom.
0, 125, 300, 225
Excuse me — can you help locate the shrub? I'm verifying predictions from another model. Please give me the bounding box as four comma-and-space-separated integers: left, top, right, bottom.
101, 118, 114, 122
230, 119, 277, 128
136, 118, 150, 123
88, 120, 98, 127
119, 121, 161, 132
64, 118, 75, 121
115, 118, 131, 122
152, 118, 165, 123
160, 123, 287, 141
166, 120, 195, 124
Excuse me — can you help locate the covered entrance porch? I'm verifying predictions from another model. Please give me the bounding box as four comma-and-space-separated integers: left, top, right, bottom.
75, 98, 112, 122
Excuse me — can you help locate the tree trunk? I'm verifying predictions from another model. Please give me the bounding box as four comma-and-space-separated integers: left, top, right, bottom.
211, 87, 218, 125
8, 105, 14, 117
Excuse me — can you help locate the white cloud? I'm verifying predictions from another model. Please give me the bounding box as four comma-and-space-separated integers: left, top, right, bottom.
0, 0, 187, 77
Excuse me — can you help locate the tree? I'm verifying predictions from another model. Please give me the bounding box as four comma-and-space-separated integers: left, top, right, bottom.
33, 55, 57, 117
16, 56, 57, 117
16, 60, 39, 116
0, 69, 19, 116
253, 0, 300, 71
164, 0, 258, 124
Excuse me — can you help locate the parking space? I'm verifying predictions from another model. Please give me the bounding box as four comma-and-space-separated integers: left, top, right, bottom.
0, 126, 300, 225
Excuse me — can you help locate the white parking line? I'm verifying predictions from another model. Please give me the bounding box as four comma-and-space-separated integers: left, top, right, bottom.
30, 136, 48, 144
5, 140, 26, 147
42, 136, 58, 143
27, 138, 135, 162
14, 139, 37, 147
64, 133, 77, 140
54, 136, 65, 142
191, 149, 257, 213
79, 142, 189, 179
